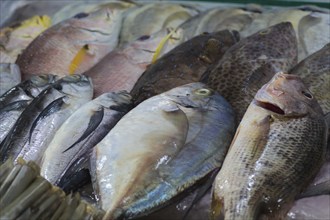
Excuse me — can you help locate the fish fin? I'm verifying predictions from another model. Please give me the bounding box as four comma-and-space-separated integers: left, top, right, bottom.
244, 63, 277, 96
69, 44, 90, 75
151, 28, 176, 63
210, 189, 224, 220
62, 107, 104, 153
183, 169, 219, 220
297, 180, 330, 199
29, 96, 66, 143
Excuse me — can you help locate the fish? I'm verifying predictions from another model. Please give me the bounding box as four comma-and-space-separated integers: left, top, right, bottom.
0, 74, 58, 144
40, 91, 132, 185
201, 22, 297, 122
131, 30, 240, 105
118, 3, 199, 46
91, 82, 236, 219
0, 15, 51, 63
84, 27, 184, 97
290, 43, 330, 114
179, 8, 257, 41
0, 75, 93, 164
16, 7, 124, 80
0, 64, 21, 96
211, 72, 328, 220
52, 1, 134, 25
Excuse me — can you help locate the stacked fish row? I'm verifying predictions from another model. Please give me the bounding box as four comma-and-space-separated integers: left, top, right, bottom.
0, 1, 329, 220
0, 158, 105, 220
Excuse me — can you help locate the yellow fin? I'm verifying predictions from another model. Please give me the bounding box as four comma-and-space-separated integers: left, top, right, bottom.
19, 15, 52, 30
69, 45, 89, 75
151, 29, 175, 63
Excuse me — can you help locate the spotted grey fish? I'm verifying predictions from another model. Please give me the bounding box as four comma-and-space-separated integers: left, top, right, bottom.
40, 91, 132, 185
212, 73, 327, 220
131, 30, 239, 105
91, 82, 236, 219
0, 63, 21, 96
201, 22, 298, 122
0, 75, 92, 163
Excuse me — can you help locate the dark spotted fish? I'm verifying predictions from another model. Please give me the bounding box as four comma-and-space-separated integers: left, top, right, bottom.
201, 22, 298, 121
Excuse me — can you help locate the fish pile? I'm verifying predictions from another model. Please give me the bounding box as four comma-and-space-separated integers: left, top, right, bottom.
0, 1, 329, 220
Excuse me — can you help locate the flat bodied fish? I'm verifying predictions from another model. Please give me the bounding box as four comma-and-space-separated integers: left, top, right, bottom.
131, 30, 239, 105
212, 73, 327, 220
40, 91, 132, 185
16, 7, 124, 79
0, 15, 51, 63
0, 64, 21, 96
84, 28, 184, 97
201, 22, 297, 122
91, 83, 236, 219
0, 75, 92, 163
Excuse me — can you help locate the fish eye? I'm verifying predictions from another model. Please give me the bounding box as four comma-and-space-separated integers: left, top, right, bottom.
194, 88, 212, 96
73, 12, 89, 19
138, 35, 150, 41
302, 90, 313, 99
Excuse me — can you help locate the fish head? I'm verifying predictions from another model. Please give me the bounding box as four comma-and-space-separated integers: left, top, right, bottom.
254, 72, 323, 117
97, 91, 132, 110
56, 74, 93, 99
164, 82, 220, 109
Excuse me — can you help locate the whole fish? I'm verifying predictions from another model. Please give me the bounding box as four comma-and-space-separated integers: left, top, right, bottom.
84, 28, 184, 97
179, 8, 256, 41
201, 22, 297, 121
212, 73, 327, 220
0, 75, 92, 163
0, 74, 58, 143
91, 82, 236, 219
17, 75, 93, 164
16, 7, 124, 79
119, 3, 199, 46
131, 30, 239, 105
0, 64, 21, 96
40, 91, 132, 184
0, 15, 51, 63
290, 43, 330, 114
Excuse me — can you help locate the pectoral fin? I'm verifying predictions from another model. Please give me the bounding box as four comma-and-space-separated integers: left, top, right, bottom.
297, 180, 330, 199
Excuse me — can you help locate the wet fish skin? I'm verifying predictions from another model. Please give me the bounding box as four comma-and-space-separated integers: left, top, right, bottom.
131, 30, 239, 105
0, 64, 21, 96
0, 15, 51, 63
40, 91, 132, 184
212, 73, 327, 220
91, 83, 234, 219
84, 28, 184, 97
16, 7, 124, 79
119, 3, 198, 46
290, 43, 330, 114
17, 75, 93, 164
0, 75, 92, 163
202, 22, 297, 121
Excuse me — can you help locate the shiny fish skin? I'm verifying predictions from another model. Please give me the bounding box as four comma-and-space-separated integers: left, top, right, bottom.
119, 3, 198, 46
84, 28, 183, 97
202, 22, 297, 122
290, 43, 330, 114
0, 75, 92, 163
131, 30, 239, 105
212, 73, 327, 220
40, 91, 132, 185
16, 7, 124, 79
0, 63, 21, 96
91, 83, 235, 219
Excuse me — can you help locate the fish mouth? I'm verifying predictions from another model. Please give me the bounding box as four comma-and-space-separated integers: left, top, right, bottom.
255, 100, 285, 115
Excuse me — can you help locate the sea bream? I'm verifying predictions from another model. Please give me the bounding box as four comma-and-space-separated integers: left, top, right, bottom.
0, 75, 93, 164
91, 82, 236, 219
212, 72, 327, 220
40, 91, 132, 185
84, 28, 184, 97
131, 30, 239, 105
201, 22, 297, 122
16, 7, 124, 79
